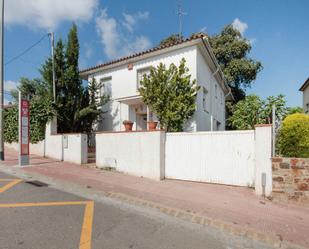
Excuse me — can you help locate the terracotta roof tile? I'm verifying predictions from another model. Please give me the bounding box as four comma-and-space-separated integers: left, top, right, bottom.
80, 33, 207, 74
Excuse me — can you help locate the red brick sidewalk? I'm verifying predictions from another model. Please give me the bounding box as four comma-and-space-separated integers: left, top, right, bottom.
2, 148, 309, 248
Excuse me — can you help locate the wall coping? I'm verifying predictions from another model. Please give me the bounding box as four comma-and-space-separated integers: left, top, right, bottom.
272, 157, 309, 160
95, 130, 165, 134
254, 124, 272, 127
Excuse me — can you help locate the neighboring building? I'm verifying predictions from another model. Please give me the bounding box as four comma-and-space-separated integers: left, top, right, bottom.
299, 77, 309, 114
80, 34, 232, 132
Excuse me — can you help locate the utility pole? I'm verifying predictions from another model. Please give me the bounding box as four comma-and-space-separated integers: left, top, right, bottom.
48, 32, 56, 103
0, 0, 4, 160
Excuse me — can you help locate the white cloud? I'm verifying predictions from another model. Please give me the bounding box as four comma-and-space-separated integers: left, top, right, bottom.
232, 18, 248, 36
84, 43, 93, 59
95, 9, 151, 60
5, 0, 98, 30
4, 80, 18, 105
122, 11, 149, 33
5, 80, 18, 92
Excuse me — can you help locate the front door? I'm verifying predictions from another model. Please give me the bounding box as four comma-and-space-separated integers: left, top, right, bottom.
136, 114, 147, 130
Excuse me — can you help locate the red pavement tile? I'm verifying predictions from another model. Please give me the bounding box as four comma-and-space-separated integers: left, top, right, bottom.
3, 148, 309, 248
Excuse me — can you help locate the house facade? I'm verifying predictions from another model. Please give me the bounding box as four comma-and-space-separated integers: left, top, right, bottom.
80, 34, 231, 132
299, 77, 309, 114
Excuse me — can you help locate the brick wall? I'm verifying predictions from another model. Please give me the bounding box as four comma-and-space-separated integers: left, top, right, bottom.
272, 157, 309, 202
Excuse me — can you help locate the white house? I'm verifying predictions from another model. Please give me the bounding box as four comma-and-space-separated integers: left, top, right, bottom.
299, 77, 309, 114
80, 34, 232, 132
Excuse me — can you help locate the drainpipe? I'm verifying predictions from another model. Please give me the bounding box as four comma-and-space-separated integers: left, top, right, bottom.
201, 37, 232, 100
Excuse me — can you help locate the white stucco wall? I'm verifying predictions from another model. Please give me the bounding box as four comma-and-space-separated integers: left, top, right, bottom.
303, 87, 309, 114
44, 121, 88, 164
63, 134, 88, 164
96, 131, 165, 180
196, 48, 226, 131
87, 42, 228, 132
5, 141, 45, 157
89, 46, 199, 132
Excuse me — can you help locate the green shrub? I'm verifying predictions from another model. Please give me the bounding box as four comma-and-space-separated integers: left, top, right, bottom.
277, 113, 309, 157
4, 97, 55, 144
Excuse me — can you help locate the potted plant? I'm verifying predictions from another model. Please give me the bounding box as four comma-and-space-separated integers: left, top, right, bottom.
123, 120, 133, 131
148, 121, 158, 131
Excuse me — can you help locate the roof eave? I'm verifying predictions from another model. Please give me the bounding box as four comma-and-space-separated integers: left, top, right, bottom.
299, 78, 309, 91
80, 39, 202, 78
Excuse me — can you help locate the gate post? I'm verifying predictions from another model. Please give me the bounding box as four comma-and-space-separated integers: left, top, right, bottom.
254, 124, 272, 197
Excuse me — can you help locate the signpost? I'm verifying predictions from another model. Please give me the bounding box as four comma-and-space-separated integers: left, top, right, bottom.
19, 92, 29, 166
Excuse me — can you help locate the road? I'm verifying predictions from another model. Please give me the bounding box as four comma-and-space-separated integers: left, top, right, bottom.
0, 171, 273, 249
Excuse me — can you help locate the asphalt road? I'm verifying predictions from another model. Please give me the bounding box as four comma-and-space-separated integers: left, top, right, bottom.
0, 171, 274, 249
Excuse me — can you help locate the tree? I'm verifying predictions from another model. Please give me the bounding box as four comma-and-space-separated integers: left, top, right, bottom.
39, 24, 109, 133
208, 25, 262, 101
158, 33, 183, 47
228, 94, 287, 130
139, 58, 199, 132
285, 106, 303, 115
75, 78, 110, 133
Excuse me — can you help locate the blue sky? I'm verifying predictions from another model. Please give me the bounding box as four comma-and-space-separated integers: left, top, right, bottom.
4, 0, 309, 107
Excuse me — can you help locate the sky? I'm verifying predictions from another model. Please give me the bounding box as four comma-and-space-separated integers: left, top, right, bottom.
3, 0, 309, 107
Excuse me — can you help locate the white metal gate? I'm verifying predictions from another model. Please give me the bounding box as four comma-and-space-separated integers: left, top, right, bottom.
165, 130, 255, 187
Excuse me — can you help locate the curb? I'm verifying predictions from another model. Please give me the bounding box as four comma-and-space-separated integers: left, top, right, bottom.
0, 164, 306, 249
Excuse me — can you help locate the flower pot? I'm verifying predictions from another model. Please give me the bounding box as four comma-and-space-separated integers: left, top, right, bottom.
148, 121, 158, 131
123, 121, 133, 131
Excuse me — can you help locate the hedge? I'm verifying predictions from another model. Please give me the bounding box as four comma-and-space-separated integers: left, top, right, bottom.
4, 98, 55, 144
277, 113, 309, 158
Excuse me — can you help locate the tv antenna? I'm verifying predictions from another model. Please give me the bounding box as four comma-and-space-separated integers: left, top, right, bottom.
176, 0, 186, 38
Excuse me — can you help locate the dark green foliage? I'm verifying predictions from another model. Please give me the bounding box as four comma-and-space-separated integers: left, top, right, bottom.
39, 23, 108, 133
4, 106, 18, 143
228, 94, 287, 130
4, 97, 55, 144
209, 25, 262, 102
139, 58, 199, 132
6, 78, 55, 143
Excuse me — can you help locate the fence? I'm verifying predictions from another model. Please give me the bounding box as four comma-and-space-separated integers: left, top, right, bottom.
165, 130, 255, 187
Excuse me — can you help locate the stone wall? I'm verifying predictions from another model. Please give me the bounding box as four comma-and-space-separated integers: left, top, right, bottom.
272, 157, 309, 202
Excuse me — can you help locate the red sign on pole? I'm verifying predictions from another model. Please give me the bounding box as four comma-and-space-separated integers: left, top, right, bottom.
20, 99, 29, 156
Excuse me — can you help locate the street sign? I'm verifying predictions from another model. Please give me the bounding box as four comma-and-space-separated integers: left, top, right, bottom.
19, 95, 29, 166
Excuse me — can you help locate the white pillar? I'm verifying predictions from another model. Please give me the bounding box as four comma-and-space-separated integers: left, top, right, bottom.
254, 124, 272, 196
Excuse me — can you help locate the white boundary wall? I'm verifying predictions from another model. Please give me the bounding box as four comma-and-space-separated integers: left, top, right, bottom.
96, 131, 165, 180
5, 141, 45, 157
45, 120, 88, 164
165, 130, 255, 187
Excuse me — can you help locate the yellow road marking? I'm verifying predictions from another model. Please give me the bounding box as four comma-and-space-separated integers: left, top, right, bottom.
80, 201, 94, 249
0, 201, 94, 249
0, 179, 22, 193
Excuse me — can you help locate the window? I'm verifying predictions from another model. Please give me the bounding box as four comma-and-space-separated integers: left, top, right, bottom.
100, 77, 112, 97
306, 103, 309, 114
202, 87, 208, 112
220, 92, 223, 105
137, 67, 150, 89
